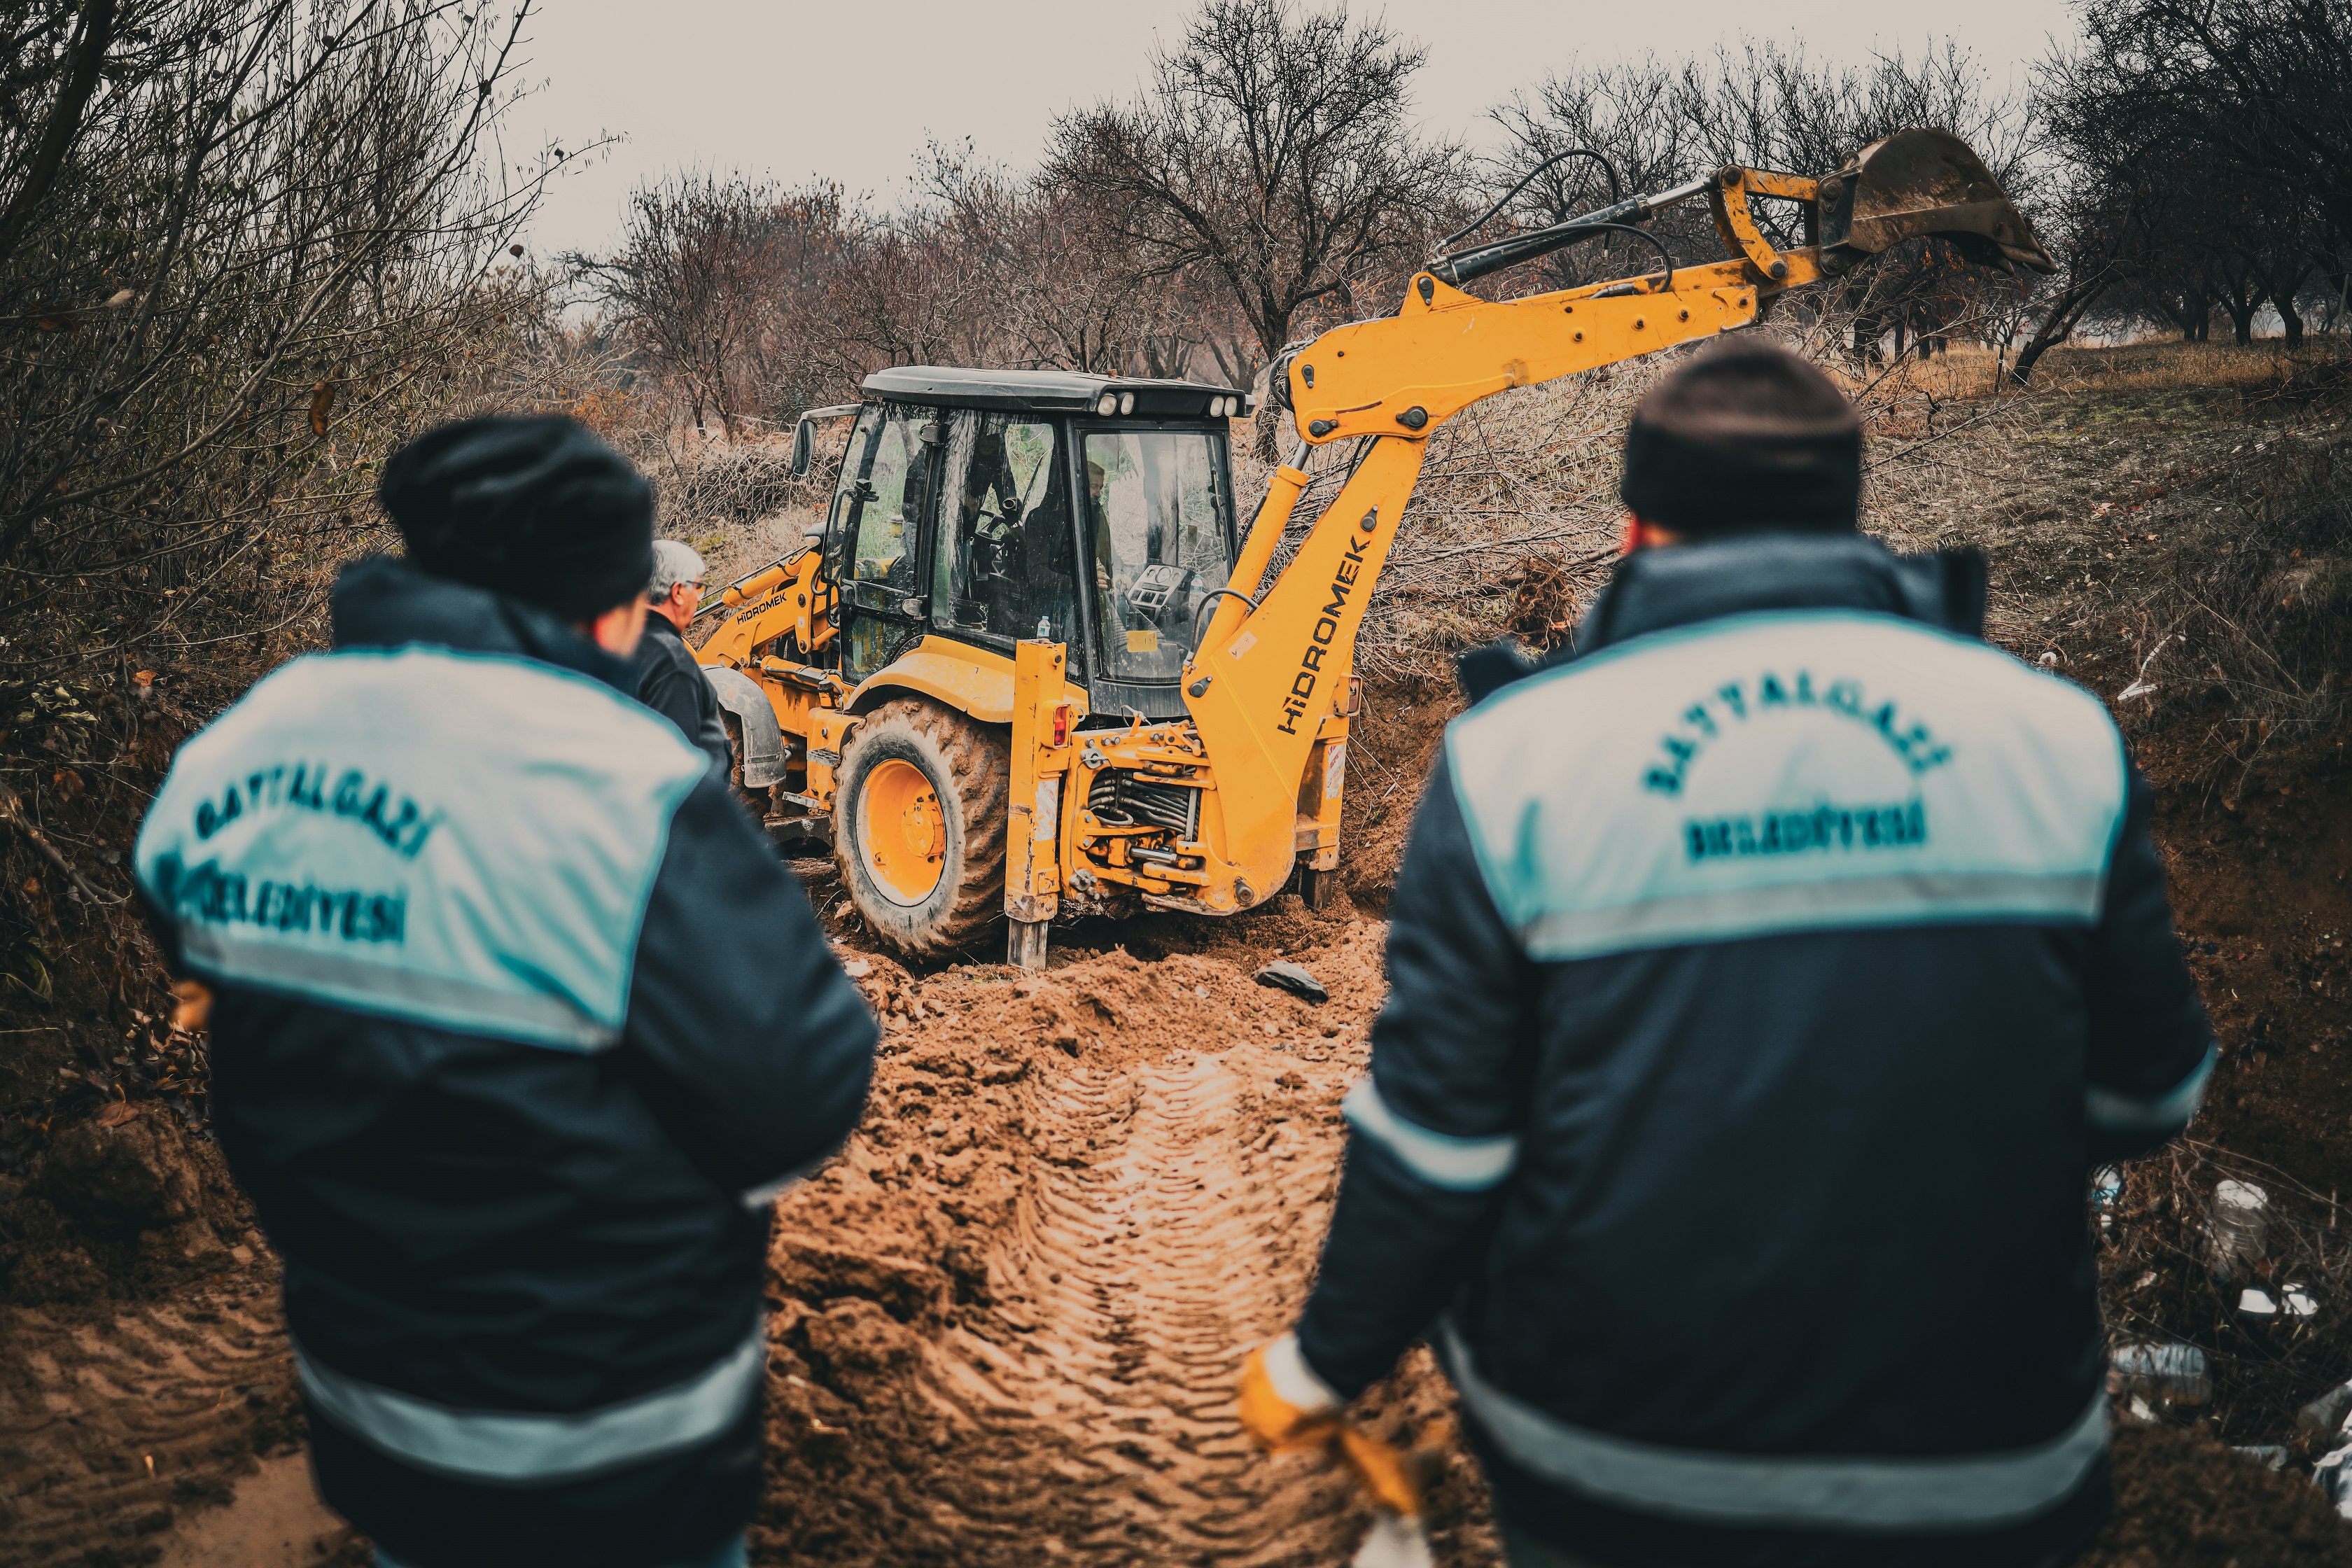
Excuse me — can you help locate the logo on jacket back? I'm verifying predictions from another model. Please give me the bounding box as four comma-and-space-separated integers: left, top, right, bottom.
193, 761, 441, 857
1642, 667, 1954, 797
134, 647, 709, 1050
1446, 612, 2129, 961
164, 760, 438, 948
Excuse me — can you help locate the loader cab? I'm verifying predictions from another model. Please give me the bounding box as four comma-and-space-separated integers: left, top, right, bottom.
819, 367, 1250, 721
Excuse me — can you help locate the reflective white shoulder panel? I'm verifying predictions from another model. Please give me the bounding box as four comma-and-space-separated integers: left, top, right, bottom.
135, 648, 708, 1049
1448, 612, 2128, 960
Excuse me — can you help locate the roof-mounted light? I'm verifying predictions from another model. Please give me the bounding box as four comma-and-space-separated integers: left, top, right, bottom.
1118, 391, 1135, 416
1096, 391, 1119, 416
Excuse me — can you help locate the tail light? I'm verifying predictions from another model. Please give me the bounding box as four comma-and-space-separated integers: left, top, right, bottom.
1342, 675, 1363, 717
1052, 704, 1071, 746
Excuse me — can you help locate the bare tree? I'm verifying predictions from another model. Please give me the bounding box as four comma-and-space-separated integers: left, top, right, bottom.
920, 144, 1215, 378
1485, 42, 2041, 359
1046, 0, 1461, 386
0, 0, 571, 663
2070, 0, 2352, 264
575, 175, 853, 439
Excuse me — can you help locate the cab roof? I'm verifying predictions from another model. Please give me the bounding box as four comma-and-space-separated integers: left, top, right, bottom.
858, 365, 1249, 419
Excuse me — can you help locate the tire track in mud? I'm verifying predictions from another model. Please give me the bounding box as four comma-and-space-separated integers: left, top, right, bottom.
948, 1040, 1364, 1563
0, 1284, 332, 1567
761, 924, 1464, 1567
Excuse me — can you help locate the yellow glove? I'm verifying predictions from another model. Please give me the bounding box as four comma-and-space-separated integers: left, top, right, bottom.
1238, 1331, 1343, 1451
1337, 1422, 1427, 1519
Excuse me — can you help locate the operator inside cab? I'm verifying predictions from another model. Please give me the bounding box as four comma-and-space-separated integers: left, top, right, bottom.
1241, 342, 2214, 1568
937, 417, 1074, 642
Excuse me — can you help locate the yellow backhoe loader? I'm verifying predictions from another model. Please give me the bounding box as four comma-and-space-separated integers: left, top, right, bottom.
693, 130, 2049, 969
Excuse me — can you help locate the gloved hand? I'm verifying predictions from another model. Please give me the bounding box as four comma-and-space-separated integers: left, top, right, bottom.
1337, 1423, 1426, 1519
1239, 1330, 1344, 1451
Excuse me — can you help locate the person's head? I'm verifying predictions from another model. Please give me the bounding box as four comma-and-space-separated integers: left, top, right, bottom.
1617, 340, 1861, 554
377, 414, 654, 656
646, 539, 706, 632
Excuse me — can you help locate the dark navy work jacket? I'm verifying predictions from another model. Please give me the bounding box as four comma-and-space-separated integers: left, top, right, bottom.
136, 557, 876, 1568
1296, 533, 2213, 1568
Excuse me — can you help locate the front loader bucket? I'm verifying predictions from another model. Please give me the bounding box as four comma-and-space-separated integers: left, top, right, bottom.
1817, 129, 2052, 274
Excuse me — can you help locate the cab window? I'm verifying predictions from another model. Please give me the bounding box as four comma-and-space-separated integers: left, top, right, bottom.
933, 413, 1076, 646
1082, 429, 1235, 683
851, 405, 936, 592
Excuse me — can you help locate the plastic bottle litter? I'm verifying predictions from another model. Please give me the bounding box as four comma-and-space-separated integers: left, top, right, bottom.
2091, 1165, 2124, 1234
2236, 1282, 2315, 1326
2208, 1180, 2270, 1275
2314, 1441, 2352, 1517
2297, 1378, 2352, 1434
2108, 1341, 2212, 1405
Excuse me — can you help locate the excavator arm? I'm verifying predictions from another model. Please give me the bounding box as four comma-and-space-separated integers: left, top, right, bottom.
1164, 129, 2050, 909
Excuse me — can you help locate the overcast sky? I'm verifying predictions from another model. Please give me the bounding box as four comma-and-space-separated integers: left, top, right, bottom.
513, 0, 2076, 262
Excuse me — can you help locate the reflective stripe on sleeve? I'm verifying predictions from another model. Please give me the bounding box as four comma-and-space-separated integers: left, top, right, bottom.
2088, 1042, 2217, 1133
294, 1317, 764, 1483
1441, 1322, 2106, 1529
741, 1152, 832, 1210
1343, 1077, 1518, 1192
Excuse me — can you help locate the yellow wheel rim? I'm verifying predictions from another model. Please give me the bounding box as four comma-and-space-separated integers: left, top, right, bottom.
859, 757, 946, 904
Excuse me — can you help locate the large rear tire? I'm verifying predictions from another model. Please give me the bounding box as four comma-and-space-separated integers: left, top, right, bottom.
833, 697, 1009, 958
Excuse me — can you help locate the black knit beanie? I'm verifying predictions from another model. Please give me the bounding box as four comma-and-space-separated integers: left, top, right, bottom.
1619, 341, 1861, 535
377, 414, 654, 621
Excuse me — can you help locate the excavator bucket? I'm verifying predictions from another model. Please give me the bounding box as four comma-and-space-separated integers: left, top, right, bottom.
1816, 129, 2052, 274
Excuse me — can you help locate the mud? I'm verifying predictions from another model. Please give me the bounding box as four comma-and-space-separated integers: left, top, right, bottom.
748, 914, 1497, 1566
0, 1273, 328, 1567
2148, 732, 2352, 1191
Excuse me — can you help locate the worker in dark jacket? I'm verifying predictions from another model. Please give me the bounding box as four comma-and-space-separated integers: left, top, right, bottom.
634, 538, 732, 776
134, 415, 876, 1568
1239, 344, 2214, 1568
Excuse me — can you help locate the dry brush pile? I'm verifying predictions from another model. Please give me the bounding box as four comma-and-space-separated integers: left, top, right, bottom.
0, 0, 599, 1304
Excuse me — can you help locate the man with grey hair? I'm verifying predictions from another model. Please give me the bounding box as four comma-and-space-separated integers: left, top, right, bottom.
633, 538, 730, 776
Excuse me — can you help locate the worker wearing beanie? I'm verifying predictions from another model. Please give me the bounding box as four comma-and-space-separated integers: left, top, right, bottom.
634, 538, 731, 777
134, 414, 876, 1568
1240, 342, 2214, 1568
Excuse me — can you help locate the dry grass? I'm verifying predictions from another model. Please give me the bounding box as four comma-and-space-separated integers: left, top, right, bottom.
2031, 339, 2352, 396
